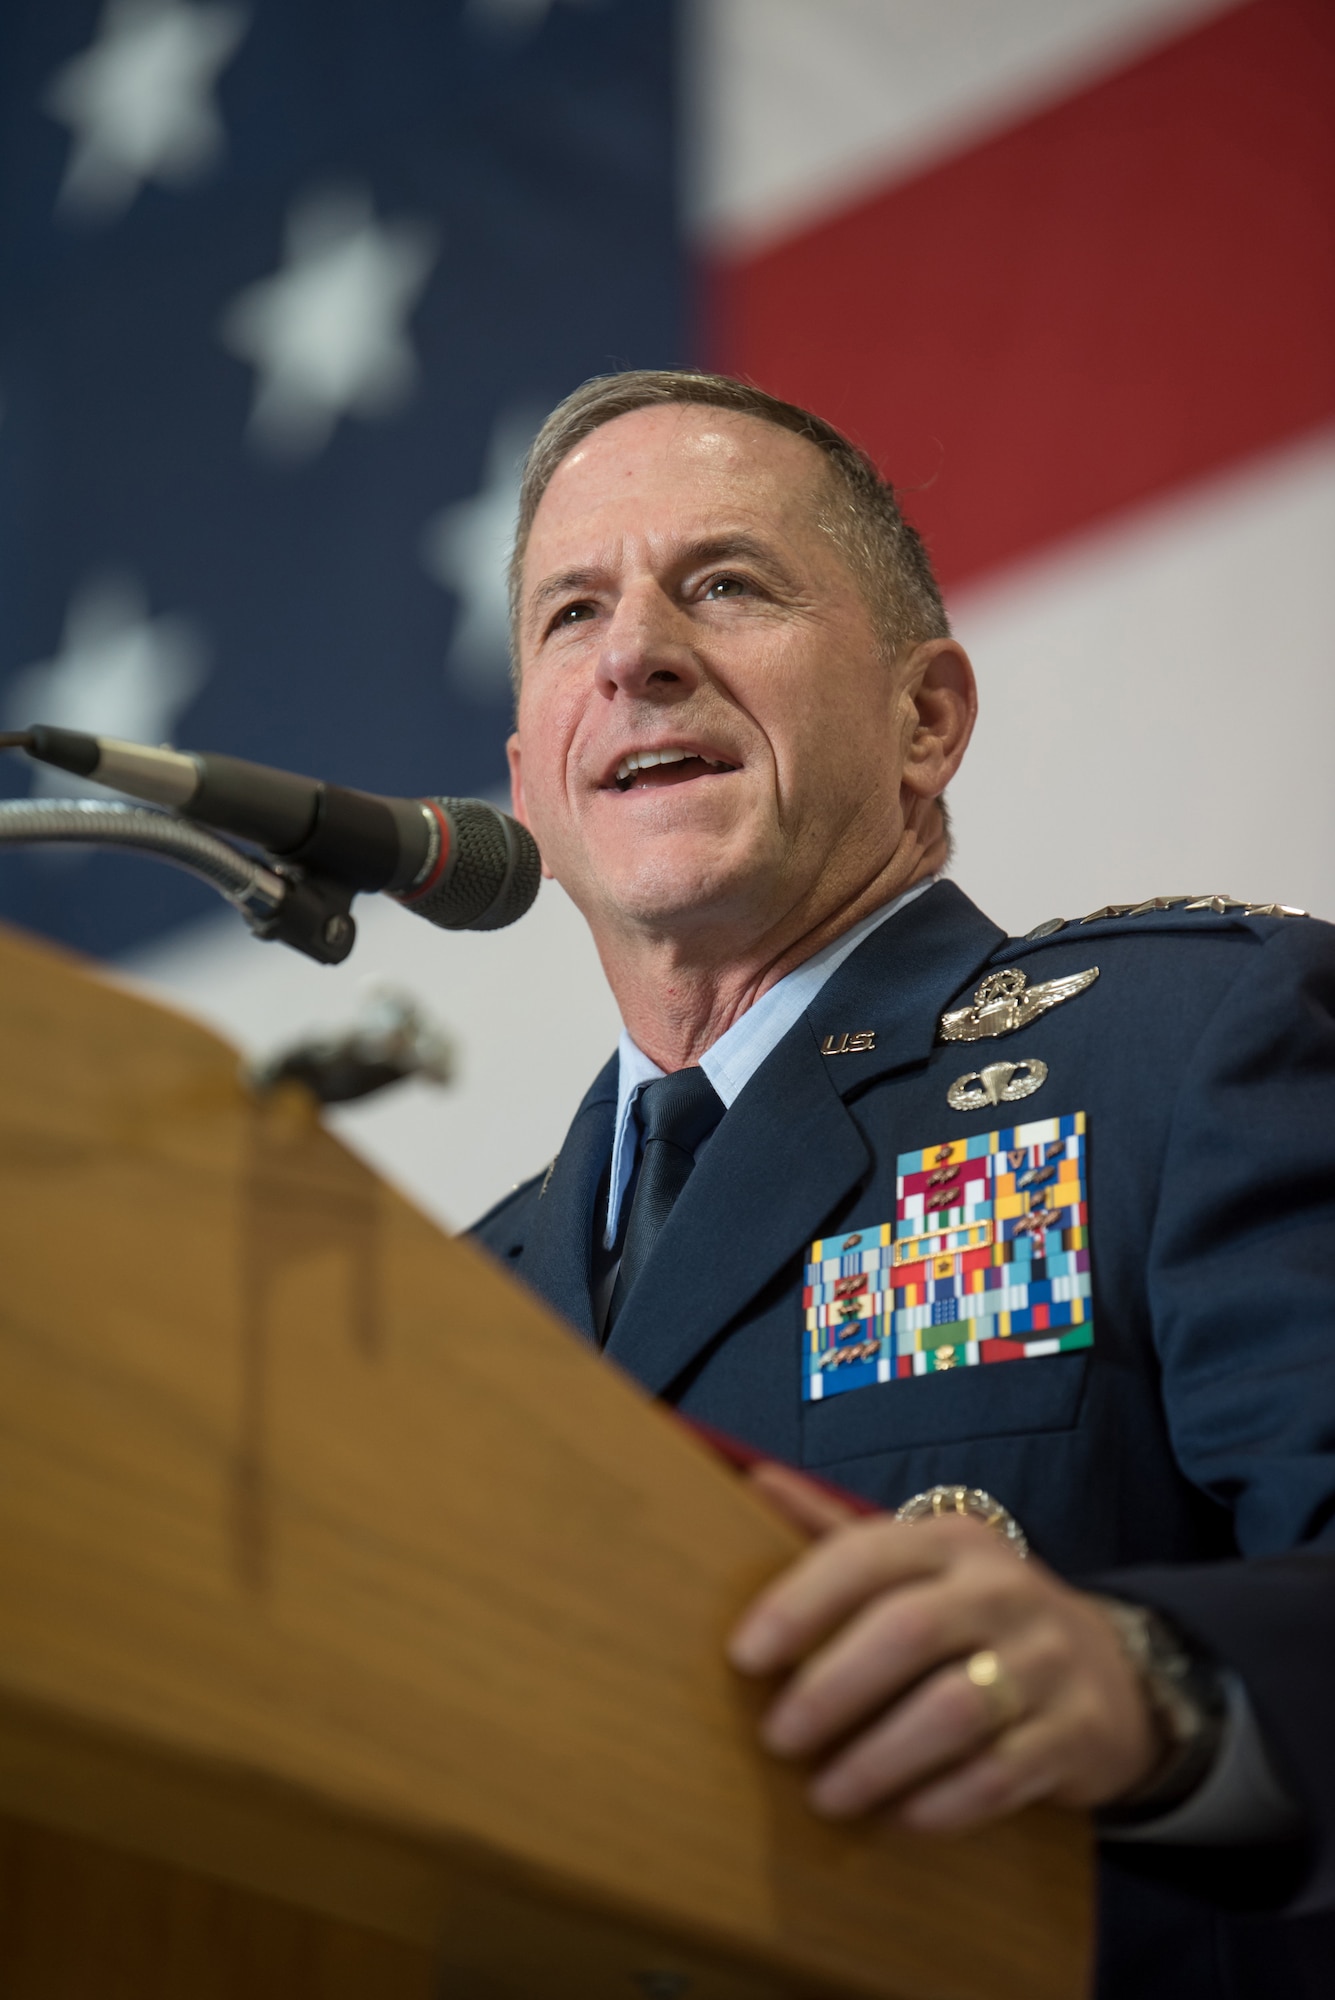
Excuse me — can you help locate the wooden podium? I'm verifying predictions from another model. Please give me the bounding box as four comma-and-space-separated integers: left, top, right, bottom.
0, 922, 1092, 1999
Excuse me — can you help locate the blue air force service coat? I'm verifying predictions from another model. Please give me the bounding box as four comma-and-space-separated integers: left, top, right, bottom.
471, 880, 1335, 2000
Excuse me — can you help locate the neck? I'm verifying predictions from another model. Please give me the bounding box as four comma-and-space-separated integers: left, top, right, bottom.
597, 829, 945, 1072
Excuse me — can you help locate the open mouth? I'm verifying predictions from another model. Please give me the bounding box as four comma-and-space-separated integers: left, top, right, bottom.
612, 746, 739, 792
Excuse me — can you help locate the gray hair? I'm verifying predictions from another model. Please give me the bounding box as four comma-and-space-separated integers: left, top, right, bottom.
507, 368, 949, 686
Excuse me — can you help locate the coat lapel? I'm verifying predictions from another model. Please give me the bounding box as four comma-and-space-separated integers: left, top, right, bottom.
516, 1055, 617, 1341
602, 1016, 867, 1393
604, 883, 1007, 1396
809, 880, 1007, 1101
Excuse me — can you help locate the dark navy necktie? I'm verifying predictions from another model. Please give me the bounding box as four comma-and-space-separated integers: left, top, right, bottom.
604, 1067, 725, 1336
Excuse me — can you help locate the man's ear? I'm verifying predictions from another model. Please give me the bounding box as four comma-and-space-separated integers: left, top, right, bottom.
900, 638, 978, 802
505, 731, 526, 823
506, 731, 555, 880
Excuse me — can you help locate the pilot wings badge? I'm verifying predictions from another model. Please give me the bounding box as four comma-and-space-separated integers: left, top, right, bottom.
939, 966, 1099, 1043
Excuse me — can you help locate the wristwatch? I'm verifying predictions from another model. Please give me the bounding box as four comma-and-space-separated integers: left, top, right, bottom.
1093, 1596, 1229, 1822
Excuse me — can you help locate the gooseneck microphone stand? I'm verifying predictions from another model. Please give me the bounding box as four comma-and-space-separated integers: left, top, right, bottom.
0, 792, 299, 930
0, 785, 360, 966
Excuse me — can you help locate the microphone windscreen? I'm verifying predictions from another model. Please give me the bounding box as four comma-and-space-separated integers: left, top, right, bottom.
404, 799, 541, 932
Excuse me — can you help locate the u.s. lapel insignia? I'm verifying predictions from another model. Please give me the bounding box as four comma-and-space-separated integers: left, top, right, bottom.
947, 1058, 1047, 1110
802, 1112, 1092, 1402
938, 965, 1098, 1043
822, 1030, 876, 1055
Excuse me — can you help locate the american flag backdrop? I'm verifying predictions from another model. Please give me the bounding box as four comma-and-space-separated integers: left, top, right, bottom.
699, 0, 1335, 944
0, 0, 682, 958
1, 0, 1331, 1227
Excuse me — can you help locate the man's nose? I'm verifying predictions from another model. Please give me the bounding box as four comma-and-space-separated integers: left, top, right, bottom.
596, 585, 700, 700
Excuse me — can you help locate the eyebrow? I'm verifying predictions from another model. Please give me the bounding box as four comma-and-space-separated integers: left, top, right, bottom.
526, 566, 604, 621
524, 533, 800, 634
682, 532, 798, 584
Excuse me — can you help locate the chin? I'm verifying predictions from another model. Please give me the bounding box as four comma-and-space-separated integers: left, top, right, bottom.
593, 845, 768, 931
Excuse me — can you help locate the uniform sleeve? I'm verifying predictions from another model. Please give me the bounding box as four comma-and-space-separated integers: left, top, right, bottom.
1102, 920, 1335, 1907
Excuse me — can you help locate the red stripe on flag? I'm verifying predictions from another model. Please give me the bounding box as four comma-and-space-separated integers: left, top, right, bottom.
706, 0, 1335, 587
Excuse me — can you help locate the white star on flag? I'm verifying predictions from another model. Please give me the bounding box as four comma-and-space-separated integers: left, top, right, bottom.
219, 185, 440, 461
420, 408, 540, 699
44, 0, 248, 221
5, 571, 209, 801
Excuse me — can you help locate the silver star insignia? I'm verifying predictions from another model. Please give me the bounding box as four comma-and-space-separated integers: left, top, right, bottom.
1078, 896, 1209, 923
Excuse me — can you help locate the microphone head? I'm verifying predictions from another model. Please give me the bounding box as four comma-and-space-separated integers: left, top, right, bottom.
402, 798, 541, 931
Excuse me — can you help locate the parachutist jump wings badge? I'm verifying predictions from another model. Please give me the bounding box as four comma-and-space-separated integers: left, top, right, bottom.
939, 965, 1099, 1043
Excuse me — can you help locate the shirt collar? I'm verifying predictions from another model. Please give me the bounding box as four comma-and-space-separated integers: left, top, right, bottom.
604, 875, 938, 1248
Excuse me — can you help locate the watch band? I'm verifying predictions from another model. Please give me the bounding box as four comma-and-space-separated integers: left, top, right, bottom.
1093, 1595, 1229, 1822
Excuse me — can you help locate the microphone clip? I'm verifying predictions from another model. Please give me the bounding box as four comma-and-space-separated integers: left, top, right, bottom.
247, 867, 357, 965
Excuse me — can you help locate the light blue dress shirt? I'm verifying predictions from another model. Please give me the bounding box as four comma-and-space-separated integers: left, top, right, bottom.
603, 875, 936, 1250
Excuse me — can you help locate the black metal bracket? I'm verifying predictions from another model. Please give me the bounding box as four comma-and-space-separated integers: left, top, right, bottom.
247, 870, 357, 965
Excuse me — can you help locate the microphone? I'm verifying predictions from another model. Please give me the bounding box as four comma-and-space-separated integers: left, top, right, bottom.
13, 724, 541, 934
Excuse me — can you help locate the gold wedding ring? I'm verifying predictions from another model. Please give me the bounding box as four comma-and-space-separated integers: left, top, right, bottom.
965, 1649, 1025, 1734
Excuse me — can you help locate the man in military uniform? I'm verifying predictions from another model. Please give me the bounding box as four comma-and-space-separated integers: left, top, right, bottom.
471, 369, 1335, 1998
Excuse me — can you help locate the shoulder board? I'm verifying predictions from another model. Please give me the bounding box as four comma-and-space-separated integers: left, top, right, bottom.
1016, 895, 1308, 943
938, 896, 1318, 1045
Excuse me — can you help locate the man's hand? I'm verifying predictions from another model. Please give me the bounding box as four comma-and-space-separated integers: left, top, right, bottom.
728, 1462, 1161, 1832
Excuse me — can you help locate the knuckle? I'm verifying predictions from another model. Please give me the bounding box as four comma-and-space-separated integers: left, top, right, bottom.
971, 1569, 1021, 1621
877, 1592, 937, 1661
970, 1756, 1018, 1813
1024, 1611, 1073, 1673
